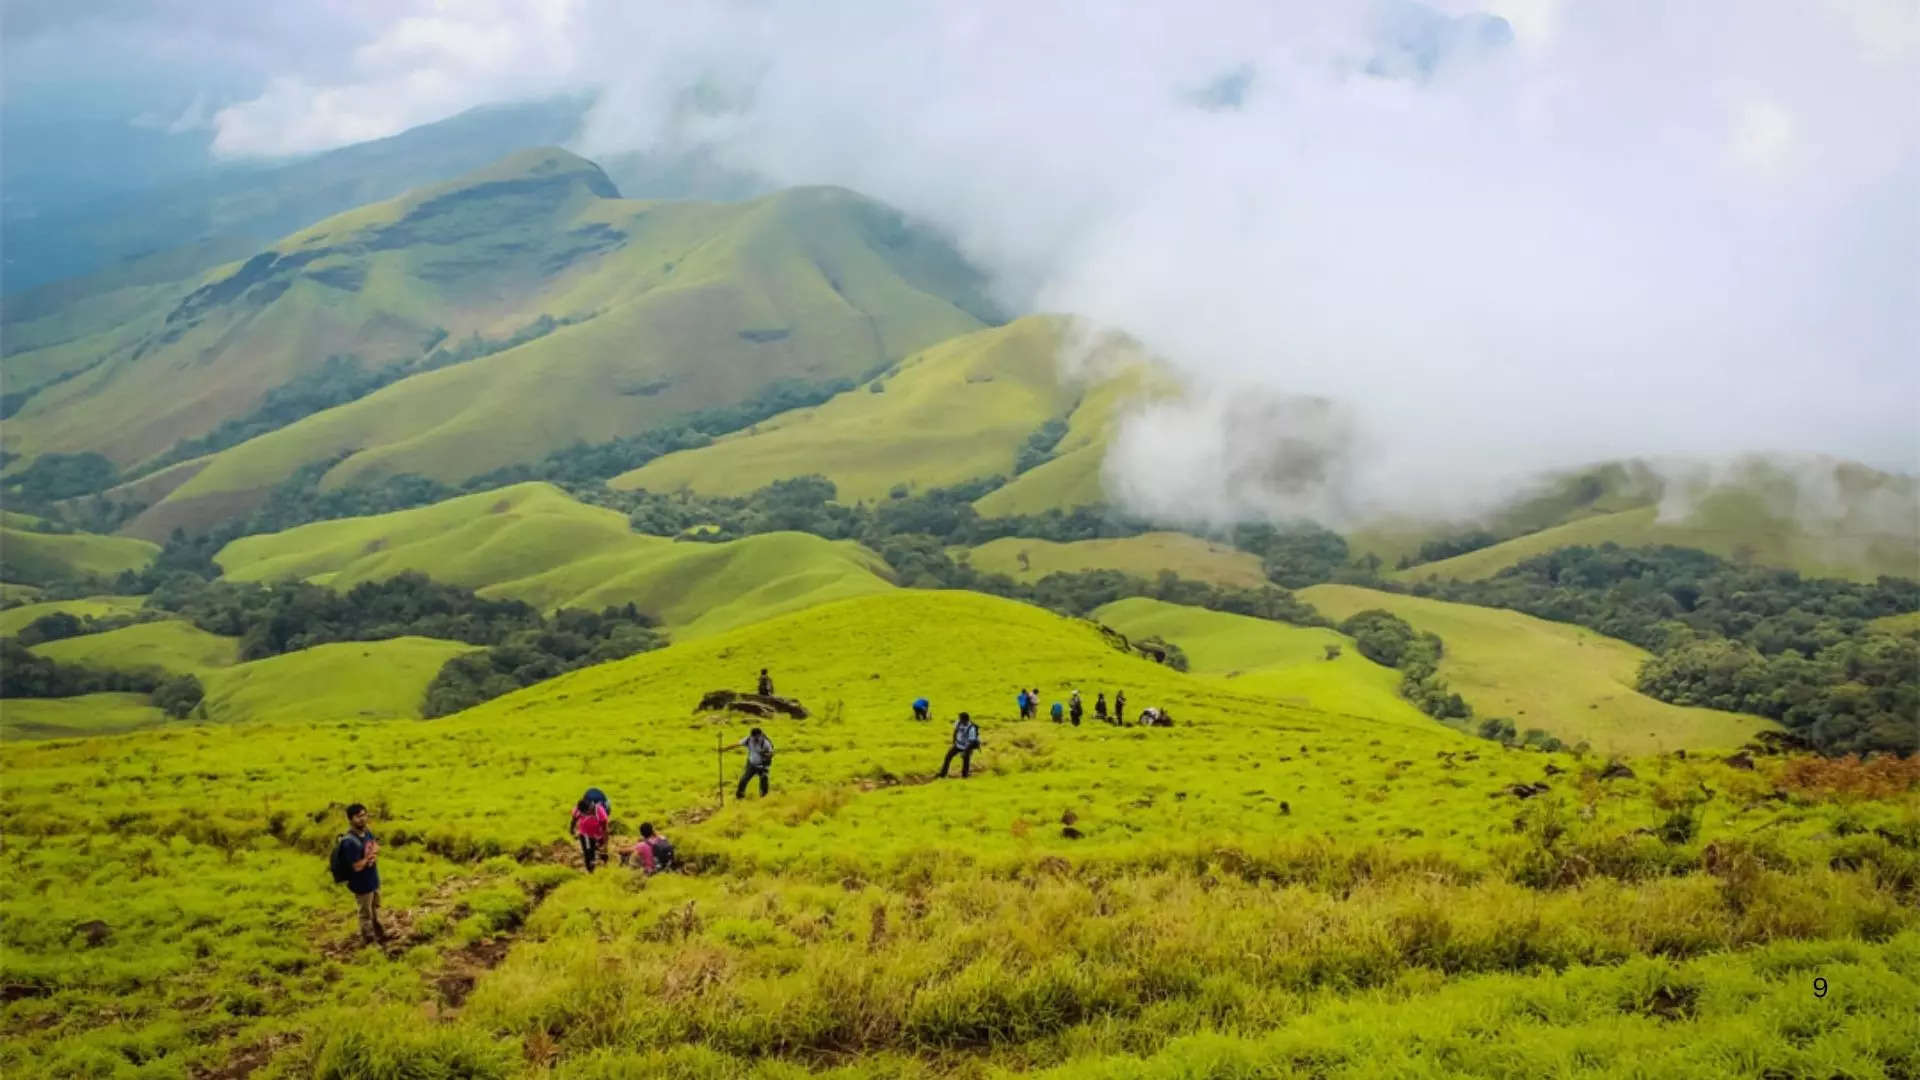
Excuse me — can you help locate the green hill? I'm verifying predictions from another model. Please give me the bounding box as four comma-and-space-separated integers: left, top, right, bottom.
1370, 457, 1918, 583
1298, 584, 1773, 754
0, 595, 148, 637
969, 532, 1267, 588
199, 637, 475, 726
5, 588, 1914, 1077
613, 315, 1143, 506
30, 620, 240, 676
5, 150, 997, 538
0, 522, 157, 585
214, 481, 894, 637
0, 692, 169, 739
1870, 611, 1920, 635
1092, 596, 1429, 725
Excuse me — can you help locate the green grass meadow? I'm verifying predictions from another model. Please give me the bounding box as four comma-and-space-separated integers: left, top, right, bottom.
5, 589, 1916, 1077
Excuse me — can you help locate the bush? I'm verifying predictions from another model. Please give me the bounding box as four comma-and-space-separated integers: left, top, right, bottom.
152, 674, 205, 719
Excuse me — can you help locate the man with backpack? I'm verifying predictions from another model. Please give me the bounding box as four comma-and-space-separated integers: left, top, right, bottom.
634, 822, 675, 875
726, 727, 776, 798
328, 803, 386, 946
1114, 690, 1127, 725
913, 697, 930, 721
1069, 690, 1084, 727
939, 711, 982, 779
757, 668, 774, 696
1050, 700, 1064, 723
1095, 692, 1109, 723
1016, 688, 1030, 719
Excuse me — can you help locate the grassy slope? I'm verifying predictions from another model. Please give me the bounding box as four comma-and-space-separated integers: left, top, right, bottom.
30, 619, 241, 676
615, 315, 1074, 501
4, 588, 1914, 1077
1869, 610, 1920, 635
0, 692, 169, 739
0, 595, 148, 637
0, 525, 158, 585
214, 481, 894, 637
1372, 458, 1919, 584
57, 158, 993, 538
1299, 584, 1773, 755
1092, 596, 1428, 725
968, 532, 1267, 589
199, 636, 475, 726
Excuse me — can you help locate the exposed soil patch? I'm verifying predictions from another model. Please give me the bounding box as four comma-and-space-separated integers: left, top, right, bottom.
191, 1032, 303, 1080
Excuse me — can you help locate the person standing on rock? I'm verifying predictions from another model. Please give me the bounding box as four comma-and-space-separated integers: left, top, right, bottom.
328, 803, 386, 946
726, 726, 776, 798
939, 712, 982, 779
757, 668, 774, 696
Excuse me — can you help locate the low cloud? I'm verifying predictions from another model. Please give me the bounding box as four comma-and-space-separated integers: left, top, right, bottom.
66, 1, 1920, 525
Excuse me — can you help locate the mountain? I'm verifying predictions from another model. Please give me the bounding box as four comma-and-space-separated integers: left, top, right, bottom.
1, 98, 591, 298
3, 148, 1000, 537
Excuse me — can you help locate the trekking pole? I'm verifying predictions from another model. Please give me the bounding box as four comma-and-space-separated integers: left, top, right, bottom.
716, 731, 724, 807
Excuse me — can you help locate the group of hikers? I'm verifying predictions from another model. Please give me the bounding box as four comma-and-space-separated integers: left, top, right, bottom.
331, 666, 1170, 944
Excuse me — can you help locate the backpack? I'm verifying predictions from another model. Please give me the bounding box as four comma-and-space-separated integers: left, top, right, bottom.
584, 787, 611, 815
647, 835, 676, 871
328, 835, 355, 884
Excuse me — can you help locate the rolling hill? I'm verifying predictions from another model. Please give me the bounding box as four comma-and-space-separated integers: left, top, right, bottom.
4, 148, 999, 539
1298, 584, 1774, 754
30, 619, 240, 677
5, 587, 1913, 1077
1369, 457, 1919, 584
0, 517, 157, 585
198, 636, 476, 727
214, 481, 895, 637
613, 315, 1149, 506
968, 532, 1267, 588
0, 595, 148, 637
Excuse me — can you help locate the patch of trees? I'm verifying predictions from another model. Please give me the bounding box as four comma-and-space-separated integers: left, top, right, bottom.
423, 605, 667, 717
0, 638, 163, 698
1398, 530, 1501, 569
144, 572, 544, 660
1014, 418, 1070, 475
2, 452, 119, 504
1406, 543, 1920, 755
1230, 522, 1357, 589
10, 610, 151, 647
1337, 609, 1471, 722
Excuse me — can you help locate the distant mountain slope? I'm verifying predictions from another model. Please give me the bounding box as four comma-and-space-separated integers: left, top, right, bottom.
214, 481, 895, 638
1364, 457, 1918, 584
968, 533, 1267, 589
2, 98, 590, 298
0, 595, 147, 637
4, 149, 998, 538
1298, 584, 1773, 754
30, 620, 240, 677
614, 315, 1149, 507
198, 637, 475, 727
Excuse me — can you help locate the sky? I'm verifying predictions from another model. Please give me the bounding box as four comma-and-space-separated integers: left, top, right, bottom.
5, 0, 1916, 526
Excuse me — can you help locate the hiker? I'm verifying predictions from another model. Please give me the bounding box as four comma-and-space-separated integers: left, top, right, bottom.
757, 668, 774, 696
1114, 691, 1127, 724
1050, 700, 1064, 723
1094, 692, 1109, 723
726, 726, 776, 798
570, 792, 610, 872
1016, 688, 1030, 719
913, 697, 930, 721
1029, 688, 1041, 719
634, 822, 676, 875
939, 711, 982, 778
1069, 690, 1083, 727
328, 803, 386, 945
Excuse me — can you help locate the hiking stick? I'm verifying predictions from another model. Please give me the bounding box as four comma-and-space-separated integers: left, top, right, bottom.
716, 731, 724, 807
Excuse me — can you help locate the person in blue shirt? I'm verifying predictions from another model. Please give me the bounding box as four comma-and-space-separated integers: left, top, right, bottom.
329, 803, 386, 945
1016, 689, 1031, 718
1050, 700, 1065, 723
913, 697, 930, 721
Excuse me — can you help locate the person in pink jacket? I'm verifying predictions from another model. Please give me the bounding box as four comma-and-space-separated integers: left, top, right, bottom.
570, 793, 610, 873
633, 822, 675, 875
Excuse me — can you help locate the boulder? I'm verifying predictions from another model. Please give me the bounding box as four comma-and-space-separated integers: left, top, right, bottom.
694, 690, 809, 719
1723, 751, 1756, 771
1598, 761, 1636, 781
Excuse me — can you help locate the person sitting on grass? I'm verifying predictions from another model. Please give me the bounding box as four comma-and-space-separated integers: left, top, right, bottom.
570, 793, 610, 873
1050, 700, 1065, 723
939, 711, 982, 779
634, 822, 676, 875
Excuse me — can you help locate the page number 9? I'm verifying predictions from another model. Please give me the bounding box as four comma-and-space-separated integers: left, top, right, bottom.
1813, 977, 1828, 998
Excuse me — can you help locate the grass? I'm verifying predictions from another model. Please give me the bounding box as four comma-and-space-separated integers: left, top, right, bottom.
215, 481, 895, 637
0, 594, 147, 637
30, 619, 241, 677
199, 636, 477, 726
4, 588, 1915, 1077
0, 524, 157, 585
71, 159, 992, 538
968, 532, 1266, 589
615, 316, 1104, 502
1869, 611, 1920, 635
1299, 584, 1775, 755
0, 692, 168, 739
